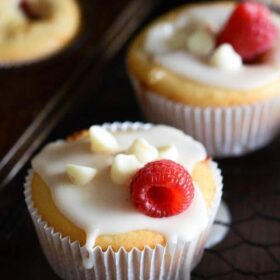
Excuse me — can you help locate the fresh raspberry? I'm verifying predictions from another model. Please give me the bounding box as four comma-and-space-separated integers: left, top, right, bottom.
130, 160, 194, 218
19, 1, 40, 20
217, 2, 277, 61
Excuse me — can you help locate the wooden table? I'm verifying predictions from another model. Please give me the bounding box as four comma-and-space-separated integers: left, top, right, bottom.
0, 0, 279, 279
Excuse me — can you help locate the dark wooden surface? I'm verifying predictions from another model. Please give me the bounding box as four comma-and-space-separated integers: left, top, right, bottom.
0, 0, 280, 279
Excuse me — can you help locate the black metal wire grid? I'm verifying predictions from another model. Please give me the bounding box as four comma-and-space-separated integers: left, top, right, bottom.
194, 195, 280, 279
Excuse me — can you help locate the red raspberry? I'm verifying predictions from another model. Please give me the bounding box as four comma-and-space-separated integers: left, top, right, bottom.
130, 160, 194, 218
217, 2, 277, 61
19, 1, 40, 20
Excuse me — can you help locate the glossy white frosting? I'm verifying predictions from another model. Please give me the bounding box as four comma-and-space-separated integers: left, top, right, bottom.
32, 125, 209, 268
144, 4, 280, 90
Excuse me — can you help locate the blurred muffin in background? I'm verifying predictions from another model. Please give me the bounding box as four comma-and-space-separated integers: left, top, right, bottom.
127, 1, 280, 157
0, 0, 80, 65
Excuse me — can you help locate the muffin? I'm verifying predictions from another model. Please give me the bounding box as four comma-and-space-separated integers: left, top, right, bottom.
0, 0, 80, 65
127, 1, 280, 157
24, 122, 223, 279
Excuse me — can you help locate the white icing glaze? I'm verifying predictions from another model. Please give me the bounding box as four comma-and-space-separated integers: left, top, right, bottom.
144, 4, 280, 90
32, 125, 209, 268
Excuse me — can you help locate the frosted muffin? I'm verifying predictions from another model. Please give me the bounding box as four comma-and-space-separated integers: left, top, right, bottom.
24, 122, 223, 280
0, 0, 80, 65
127, 2, 280, 157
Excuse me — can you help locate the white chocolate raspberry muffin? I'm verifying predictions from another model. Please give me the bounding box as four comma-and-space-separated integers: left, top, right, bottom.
0, 0, 80, 64
127, 2, 280, 157
24, 123, 223, 279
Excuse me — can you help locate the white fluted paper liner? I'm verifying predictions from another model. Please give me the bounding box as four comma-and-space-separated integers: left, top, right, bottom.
24, 122, 223, 280
130, 77, 280, 158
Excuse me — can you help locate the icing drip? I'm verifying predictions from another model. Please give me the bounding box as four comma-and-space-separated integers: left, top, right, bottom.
32, 125, 209, 269
82, 229, 100, 269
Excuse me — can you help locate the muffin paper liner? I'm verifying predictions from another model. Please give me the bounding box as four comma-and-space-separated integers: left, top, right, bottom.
24, 122, 223, 280
130, 77, 280, 158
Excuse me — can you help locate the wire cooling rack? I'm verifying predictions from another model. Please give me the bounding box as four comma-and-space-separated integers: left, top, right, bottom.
0, 0, 280, 279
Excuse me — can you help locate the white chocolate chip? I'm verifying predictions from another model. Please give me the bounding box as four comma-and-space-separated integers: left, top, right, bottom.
209, 43, 242, 70
66, 164, 97, 186
89, 126, 119, 153
145, 23, 174, 54
169, 28, 189, 49
128, 138, 158, 163
186, 28, 215, 56
158, 145, 178, 161
111, 154, 142, 185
